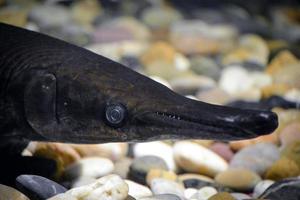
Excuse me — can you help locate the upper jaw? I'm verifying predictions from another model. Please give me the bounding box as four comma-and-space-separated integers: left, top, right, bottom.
134, 105, 278, 141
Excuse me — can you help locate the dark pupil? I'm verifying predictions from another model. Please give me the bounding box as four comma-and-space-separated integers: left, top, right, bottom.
105, 104, 126, 126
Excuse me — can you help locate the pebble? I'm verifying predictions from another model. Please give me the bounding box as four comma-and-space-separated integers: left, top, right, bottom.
113, 158, 133, 179
173, 141, 228, 177
169, 74, 216, 95
281, 141, 300, 166
222, 34, 269, 68
178, 173, 214, 188
253, 180, 275, 198
106, 17, 150, 41
16, 175, 67, 200
71, 176, 97, 188
0, 184, 29, 200
141, 41, 190, 80
139, 194, 182, 200
129, 155, 168, 184
266, 50, 299, 75
150, 178, 185, 199
219, 65, 271, 96
229, 132, 279, 151
191, 186, 218, 200
71, 143, 128, 161
125, 180, 152, 199
0, 7, 27, 27
230, 193, 251, 200
196, 88, 232, 105
133, 142, 176, 171
29, 5, 72, 28
279, 122, 300, 147
184, 188, 198, 199
265, 157, 300, 181
142, 7, 182, 30
208, 192, 235, 200
146, 169, 178, 186
189, 56, 221, 80
71, 0, 101, 26
209, 142, 234, 162
48, 193, 77, 200
215, 168, 261, 191
63, 157, 114, 181
58, 175, 128, 200
170, 20, 237, 55
33, 142, 81, 178
229, 142, 280, 175
259, 177, 300, 200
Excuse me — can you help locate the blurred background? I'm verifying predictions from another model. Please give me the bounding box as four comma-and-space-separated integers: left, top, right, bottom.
1, 0, 300, 199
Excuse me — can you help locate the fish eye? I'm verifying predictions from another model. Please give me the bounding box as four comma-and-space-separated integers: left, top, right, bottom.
105, 103, 127, 127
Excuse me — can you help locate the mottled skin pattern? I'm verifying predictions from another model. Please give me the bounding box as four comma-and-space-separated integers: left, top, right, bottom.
0, 22, 279, 186
0, 23, 279, 151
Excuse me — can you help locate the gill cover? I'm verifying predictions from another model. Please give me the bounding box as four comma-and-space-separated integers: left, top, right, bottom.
24, 71, 59, 139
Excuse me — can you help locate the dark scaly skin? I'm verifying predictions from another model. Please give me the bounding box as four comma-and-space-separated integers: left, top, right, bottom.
0, 22, 279, 149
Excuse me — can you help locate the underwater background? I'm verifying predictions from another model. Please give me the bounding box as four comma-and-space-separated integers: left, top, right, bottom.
1, 0, 300, 199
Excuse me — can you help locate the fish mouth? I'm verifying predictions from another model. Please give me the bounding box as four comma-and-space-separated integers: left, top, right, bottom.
135, 105, 278, 141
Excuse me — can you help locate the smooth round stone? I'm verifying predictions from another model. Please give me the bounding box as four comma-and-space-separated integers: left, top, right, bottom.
0, 184, 29, 200
0, 7, 27, 27
229, 133, 279, 151
133, 142, 176, 171
265, 157, 300, 181
190, 56, 221, 80
192, 186, 218, 200
150, 178, 185, 199
48, 193, 77, 200
146, 169, 178, 186
209, 143, 234, 162
184, 188, 198, 199
71, 0, 101, 26
219, 66, 272, 96
196, 88, 232, 105
71, 143, 128, 161
125, 180, 152, 199
71, 176, 97, 188
113, 158, 133, 179
142, 7, 182, 29
178, 174, 214, 188
65, 175, 128, 200
173, 141, 228, 177
139, 194, 182, 200
16, 175, 67, 200
215, 168, 261, 191
63, 157, 114, 180
129, 156, 168, 184
33, 142, 81, 177
284, 88, 300, 102
94, 17, 150, 42
141, 42, 190, 80
170, 20, 237, 55
266, 50, 299, 75
281, 141, 300, 166
208, 192, 235, 200
279, 123, 300, 147
29, 5, 72, 28
253, 180, 275, 198
230, 193, 251, 200
86, 41, 148, 62
222, 34, 269, 68
229, 142, 280, 175
169, 74, 216, 95
259, 177, 300, 200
